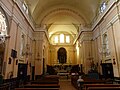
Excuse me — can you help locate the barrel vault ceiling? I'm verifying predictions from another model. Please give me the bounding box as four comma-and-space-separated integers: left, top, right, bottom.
25, 0, 101, 38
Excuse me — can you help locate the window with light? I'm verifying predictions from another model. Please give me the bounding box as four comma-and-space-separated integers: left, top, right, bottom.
54, 36, 58, 43
52, 33, 71, 44
100, 2, 107, 13
22, 1, 28, 14
66, 36, 70, 43
60, 34, 64, 43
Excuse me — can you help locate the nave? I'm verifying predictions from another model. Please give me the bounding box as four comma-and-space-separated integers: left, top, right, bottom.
1, 72, 120, 90
1, 0, 120, 90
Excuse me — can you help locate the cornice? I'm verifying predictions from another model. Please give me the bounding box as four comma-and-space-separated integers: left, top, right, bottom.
92, 0, 117, 30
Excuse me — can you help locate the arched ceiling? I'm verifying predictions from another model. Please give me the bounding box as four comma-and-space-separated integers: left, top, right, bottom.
25, 0, 101, 37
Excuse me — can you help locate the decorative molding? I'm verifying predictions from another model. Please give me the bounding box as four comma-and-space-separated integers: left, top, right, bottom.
0, 0, 35, 34
0, 0, 13, 16
93, 27, 100, 40
35, 28, 50, 43
73, 27, 92, 44
92, 0, 117, 30
12, 0, 35, 31
92, 4, 120, 39
39, 8, 87, 26
79, 32, 93, 43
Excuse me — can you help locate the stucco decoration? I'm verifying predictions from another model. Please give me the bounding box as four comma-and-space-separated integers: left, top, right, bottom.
0, 12, 7, 44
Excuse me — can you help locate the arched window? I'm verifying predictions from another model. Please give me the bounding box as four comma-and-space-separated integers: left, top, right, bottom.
60, 34, 64, 43
53, 34, 71, 44
100, 1, 107, 13
22, 1, 28, 14
54, 36, 58, 43
66, 35, 70, 43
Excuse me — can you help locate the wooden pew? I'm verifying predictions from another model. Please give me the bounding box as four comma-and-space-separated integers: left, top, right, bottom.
31, 80, 59, 84
15, 83, 60, 90
0, 83, 10, 90
44, 75, 59, 79
15, 88, 59, 90
23, 84, 60, 88
31, 75, 59, 84
88, 87, 120, 90
84, 84, 120, 90
78, 78, 107, 90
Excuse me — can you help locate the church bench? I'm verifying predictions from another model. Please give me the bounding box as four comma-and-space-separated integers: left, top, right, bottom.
0, 82, 11, 90
15, 88, 59, 90
0, 85, 9, 90
31, 81, 59, 84
78, 78, 109, 90
23, 84, 60, 88
44, 75, 59, 79
83, 84, 120, 90
87, 87, 120, 90
33, 75, 59, 84
30, 79, 59, 84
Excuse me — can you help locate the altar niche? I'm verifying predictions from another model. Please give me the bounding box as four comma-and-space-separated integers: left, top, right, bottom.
57, 47, 67, 64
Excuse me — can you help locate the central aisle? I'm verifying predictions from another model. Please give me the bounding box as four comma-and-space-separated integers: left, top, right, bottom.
59, 79, 76, 90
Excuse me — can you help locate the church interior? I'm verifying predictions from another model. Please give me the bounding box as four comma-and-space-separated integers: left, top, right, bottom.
1, 0, 120, 90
